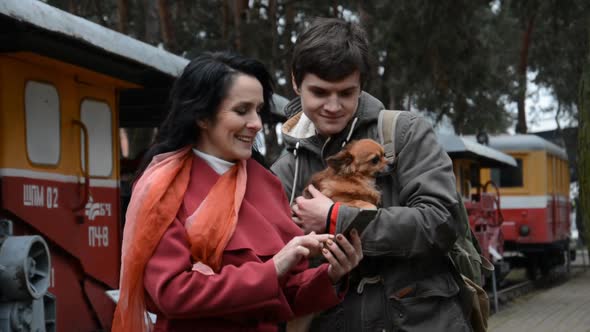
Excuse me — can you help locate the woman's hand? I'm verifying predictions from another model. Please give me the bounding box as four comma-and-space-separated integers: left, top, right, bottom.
273, 233, 334, 278
322, 229, 363, 284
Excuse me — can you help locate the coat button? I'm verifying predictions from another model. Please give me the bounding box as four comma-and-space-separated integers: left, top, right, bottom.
399, 313, 404, 318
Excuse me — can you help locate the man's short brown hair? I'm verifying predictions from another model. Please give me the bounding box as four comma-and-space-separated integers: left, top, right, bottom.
291, 18, 370, 89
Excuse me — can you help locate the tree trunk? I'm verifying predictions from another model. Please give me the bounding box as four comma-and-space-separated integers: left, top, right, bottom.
515, 14, 536, 134
356, 0, 379, 97
117, 0, 129, 33
230, 0, 248, 51
158, 0, 177, 52
382, 63, 395, 110
577, 28, 590, 251
143, 0, 160, 45
68, 0, 80, 16
282, 1, 295, 95
268, 0, 278, 74
175, 0, 185, 20
453, 95, 468, 135
331, 0, 339, 17
93, 0, 109, 27
262, 0, 284, 165
554, 102, 567, 147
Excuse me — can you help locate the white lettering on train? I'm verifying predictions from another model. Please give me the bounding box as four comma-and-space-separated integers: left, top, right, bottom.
84, 196, 112, 221
23, 184, 58, 208
88, 226, 109, 247
46, 186, 58, 208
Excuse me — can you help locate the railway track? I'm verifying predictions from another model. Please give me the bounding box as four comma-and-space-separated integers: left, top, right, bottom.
488, 280, 534, 313
488, 263, 588, 314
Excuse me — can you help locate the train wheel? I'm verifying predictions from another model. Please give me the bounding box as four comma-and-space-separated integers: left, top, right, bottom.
569, 249, 577, 262
539, 261, 552, 277
525, 254, 539, 280
526, 265, 539, 280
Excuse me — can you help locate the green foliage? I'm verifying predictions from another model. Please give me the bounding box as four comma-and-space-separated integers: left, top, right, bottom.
358, 0, 515, 134
527, 0, 590, 120
44, 0, 590, 146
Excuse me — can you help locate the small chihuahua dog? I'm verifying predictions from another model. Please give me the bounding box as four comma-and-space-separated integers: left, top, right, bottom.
304, 138, 393, 209
289, 139, 393, 332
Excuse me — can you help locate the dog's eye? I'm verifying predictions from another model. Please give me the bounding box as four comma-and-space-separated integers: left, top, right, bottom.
371, 156, 380, 164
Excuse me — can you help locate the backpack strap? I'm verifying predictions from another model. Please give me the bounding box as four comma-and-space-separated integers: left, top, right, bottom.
377, 110, 404, 163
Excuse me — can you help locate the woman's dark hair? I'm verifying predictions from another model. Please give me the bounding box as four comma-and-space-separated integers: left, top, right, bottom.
136, 52, 274, 177
291, 18, 369, 88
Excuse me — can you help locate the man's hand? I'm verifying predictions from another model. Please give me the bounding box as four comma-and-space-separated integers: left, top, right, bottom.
273, 232, 334, 277
292, 184, 333, 234
322, 229, 363, 284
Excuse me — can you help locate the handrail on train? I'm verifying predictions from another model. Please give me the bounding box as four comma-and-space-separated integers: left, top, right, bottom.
72, 120, 90, 221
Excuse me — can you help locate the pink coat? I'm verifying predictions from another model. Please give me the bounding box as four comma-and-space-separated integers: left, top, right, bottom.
144, 156, 343, 331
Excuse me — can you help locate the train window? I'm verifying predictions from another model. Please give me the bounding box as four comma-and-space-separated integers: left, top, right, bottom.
25, 81, 60, 165
80, 99, 113, 177
490, 158, 523, 187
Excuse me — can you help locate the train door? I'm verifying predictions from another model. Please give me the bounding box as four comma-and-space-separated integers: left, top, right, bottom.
73, 82, 122, 330
547, 155, 571, 243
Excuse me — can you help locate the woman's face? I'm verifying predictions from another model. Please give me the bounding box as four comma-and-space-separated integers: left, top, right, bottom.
196, 73, 264, 162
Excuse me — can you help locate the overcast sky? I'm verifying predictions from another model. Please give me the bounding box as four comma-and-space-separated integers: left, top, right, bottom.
510, 73, 577, 134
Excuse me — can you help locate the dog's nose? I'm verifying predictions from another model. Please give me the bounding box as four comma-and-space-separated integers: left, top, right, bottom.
377, 163, 395, 177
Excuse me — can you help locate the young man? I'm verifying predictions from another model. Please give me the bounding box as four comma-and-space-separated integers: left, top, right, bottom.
271, 18, 472, 331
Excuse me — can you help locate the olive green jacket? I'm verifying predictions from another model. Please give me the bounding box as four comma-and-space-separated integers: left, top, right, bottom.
271, 92, 472, 331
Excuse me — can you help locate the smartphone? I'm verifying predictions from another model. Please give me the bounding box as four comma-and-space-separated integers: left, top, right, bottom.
341, 208, 378, 240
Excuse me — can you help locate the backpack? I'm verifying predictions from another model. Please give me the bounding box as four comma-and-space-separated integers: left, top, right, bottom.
377, 110, 492, 332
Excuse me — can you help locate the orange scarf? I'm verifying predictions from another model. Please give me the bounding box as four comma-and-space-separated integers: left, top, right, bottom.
112, 147, 247, 332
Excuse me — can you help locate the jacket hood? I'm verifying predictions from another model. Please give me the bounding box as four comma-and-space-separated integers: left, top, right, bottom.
281, 91, 385, 152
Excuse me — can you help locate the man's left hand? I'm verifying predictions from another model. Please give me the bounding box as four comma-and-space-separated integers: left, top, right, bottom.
292, 184, 333, 234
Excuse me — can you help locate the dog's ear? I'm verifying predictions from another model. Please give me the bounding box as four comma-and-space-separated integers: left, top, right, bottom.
326, 150, 354, 174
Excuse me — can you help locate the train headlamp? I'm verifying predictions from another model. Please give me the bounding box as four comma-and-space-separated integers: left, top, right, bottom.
519, 225, 531, 237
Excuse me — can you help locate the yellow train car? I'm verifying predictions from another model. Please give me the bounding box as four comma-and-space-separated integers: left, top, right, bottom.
480, 134, 571, 277
0, 0, 187, 330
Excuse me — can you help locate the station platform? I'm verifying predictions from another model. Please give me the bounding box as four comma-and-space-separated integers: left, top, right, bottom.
489, 251, 590, 332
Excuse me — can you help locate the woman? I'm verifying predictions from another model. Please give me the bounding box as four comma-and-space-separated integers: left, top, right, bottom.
112, 52, 363, 332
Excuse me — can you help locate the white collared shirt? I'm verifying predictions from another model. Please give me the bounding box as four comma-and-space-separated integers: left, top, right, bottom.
192, 149, 235, 175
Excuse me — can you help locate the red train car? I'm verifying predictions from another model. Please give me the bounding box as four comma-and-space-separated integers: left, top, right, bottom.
480, 134, 572, 278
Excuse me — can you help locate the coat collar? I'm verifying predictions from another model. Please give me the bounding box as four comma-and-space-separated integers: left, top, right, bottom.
180, 156, 299, 257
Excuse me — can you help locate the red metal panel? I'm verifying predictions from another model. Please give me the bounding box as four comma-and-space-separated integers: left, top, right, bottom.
2, 176, 120, 287
502, 221, 518, 240
2, 174, 120, 332
83, 279, 115, 330
501, 207, 551, 243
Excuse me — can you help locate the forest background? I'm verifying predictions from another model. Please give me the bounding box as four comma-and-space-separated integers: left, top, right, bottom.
44, 0, 590, 246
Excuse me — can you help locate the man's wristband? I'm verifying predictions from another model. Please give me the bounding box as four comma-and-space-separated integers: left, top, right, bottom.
325, 203, 334, 233
327, 202, 340, 235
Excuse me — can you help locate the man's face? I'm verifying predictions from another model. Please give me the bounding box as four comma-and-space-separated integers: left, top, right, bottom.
294, 71, 361, 137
